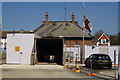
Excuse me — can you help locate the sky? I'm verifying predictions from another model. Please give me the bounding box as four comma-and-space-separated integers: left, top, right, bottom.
0, 1, 2, 29
2, 2, 118, 35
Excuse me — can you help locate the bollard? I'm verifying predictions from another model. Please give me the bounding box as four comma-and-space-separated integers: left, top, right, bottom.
75, 65, 80, 72
114, 50, 117, 80
64, 58, 71, 68
87, 59, 96, 76
119, 48, 120, 80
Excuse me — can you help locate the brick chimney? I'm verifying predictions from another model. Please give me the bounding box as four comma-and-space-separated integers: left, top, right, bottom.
72, 12, 75, 23
45, 12, 48, 23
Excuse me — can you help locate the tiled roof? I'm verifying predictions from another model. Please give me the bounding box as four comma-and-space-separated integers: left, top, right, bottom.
34, 21, 92, 38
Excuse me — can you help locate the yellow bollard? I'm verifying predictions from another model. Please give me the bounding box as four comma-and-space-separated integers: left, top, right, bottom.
64, 58, 71, 68
75, 65, 80, 72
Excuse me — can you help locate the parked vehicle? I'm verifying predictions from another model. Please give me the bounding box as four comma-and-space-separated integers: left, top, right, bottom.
85, 54, 112, 69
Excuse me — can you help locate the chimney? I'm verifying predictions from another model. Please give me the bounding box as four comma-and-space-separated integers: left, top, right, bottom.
45, 12, 48, 23
72, 12, 75, 23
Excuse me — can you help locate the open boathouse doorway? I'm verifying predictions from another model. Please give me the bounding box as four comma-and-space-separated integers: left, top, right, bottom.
36, 38, 64, 65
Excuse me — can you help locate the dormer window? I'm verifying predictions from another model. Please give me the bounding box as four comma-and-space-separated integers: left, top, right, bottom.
101, 39, 106, 44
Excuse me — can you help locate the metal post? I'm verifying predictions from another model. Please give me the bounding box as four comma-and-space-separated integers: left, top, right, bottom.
118, 48, 120, 80
82, 2, 85, 64
76, 54, 78, 65
75, 54, 78, 69
114, 50, 116, 80
78, 46, 79, 63
90, 59, 92, 74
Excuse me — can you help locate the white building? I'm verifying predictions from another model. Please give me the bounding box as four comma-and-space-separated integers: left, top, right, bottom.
96, 33, 110, 46
7, 33, 34, 64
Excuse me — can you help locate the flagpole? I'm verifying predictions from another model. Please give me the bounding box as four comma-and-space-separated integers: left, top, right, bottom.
82, 1, 85, 64
81, 0, 92, 64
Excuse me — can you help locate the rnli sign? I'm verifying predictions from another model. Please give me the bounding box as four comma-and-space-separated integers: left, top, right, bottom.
15, 46, 20, 52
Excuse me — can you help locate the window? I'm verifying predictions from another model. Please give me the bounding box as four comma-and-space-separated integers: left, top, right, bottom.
98, 55, 110, 60
66, 51, 74, 60
100, 39, 107, 44
93, 55, 97, 59
75, 41, 80, 45
64, 41, 66, 45
89, 55, 93, 59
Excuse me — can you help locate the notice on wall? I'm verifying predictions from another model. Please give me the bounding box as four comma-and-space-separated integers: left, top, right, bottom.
99, 47, 108, 54
15, 46, 20, 52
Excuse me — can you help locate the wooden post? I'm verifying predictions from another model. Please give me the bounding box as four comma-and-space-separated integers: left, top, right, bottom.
63, 44, 66, 66
34, 39, 37, 64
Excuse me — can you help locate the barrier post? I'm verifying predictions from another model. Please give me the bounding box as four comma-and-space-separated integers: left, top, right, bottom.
114, 50, 117, 80
118, 48, 120, 80
87, 59, 96, 76
75, 54, 80, 72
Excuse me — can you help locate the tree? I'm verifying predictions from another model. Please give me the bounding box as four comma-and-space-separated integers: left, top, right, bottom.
118, 32, 120, 45
93, 30, 104, 44
109, 32, 120, 45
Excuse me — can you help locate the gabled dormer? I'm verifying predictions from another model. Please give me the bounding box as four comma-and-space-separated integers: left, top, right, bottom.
96, 33, 110, 46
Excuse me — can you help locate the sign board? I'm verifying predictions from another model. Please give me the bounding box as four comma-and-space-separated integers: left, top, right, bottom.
15, 46, 20, 52
99, 47, 108, 54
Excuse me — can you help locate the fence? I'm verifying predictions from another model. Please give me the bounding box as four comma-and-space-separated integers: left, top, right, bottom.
85, 45, 119, 64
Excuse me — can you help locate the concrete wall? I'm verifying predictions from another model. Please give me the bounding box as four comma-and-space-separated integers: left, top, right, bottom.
85, 45, 119, 64
6, 33, 34, 64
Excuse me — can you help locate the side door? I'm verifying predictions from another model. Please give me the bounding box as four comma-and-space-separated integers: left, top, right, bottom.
19, 34, 34, 64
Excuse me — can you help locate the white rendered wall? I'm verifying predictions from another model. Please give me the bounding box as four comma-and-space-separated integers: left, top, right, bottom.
7, 34, 34, 64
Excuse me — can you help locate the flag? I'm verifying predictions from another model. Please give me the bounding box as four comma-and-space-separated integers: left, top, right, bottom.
83, 16, 92, 33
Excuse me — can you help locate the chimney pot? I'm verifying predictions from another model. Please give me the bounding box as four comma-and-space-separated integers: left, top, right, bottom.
45, 12, 48, 23
72, 12, 75, 23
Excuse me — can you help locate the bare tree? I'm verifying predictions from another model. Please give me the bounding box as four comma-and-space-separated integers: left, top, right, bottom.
93, 30, 104, 44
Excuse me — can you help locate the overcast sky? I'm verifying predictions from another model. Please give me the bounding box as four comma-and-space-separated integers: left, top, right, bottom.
2, 2, 118, 35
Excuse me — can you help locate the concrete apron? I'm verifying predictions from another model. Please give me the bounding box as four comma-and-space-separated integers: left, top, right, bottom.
1, 64, 64, 69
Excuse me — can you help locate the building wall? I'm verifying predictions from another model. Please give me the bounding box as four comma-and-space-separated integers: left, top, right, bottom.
99, 44, 109, 46
65, 40, 93, 47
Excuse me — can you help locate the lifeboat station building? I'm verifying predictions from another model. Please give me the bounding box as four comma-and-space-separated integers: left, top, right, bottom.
3, 12, 93, 65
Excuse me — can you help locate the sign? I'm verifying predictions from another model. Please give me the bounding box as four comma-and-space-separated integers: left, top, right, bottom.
15, 46, 20, 52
